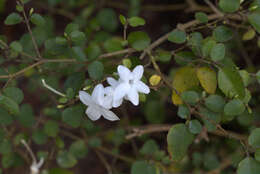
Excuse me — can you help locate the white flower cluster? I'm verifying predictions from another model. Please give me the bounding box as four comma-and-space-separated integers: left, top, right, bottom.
79, 65, 150, 121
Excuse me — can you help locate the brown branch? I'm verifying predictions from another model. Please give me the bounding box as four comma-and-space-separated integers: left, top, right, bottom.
140, 13, 243, 60
126, 124, 248, 142
98, 48, 136, 59
0, 48, 136, 79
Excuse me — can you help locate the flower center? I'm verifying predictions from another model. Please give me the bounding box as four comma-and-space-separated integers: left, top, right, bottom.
129, 79, 134, 85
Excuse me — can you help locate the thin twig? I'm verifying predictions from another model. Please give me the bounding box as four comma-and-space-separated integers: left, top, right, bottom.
21, 139, 37, 164
204, 0, 224, 17
41, 79, 66, 97
19, 1, 42, 59
95, 150, 113, 174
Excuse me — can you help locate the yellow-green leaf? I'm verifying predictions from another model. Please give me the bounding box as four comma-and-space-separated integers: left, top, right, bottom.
196, 67, 217, 94
242, 29, 256, 41
149, 75, 161, 86
172, 67, 199, 105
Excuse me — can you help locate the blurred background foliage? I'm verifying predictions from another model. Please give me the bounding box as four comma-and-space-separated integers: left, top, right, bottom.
0, 0, 260, 174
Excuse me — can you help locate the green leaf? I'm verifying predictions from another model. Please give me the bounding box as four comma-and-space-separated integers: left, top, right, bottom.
10, 41, 23, 53
119, 14, 126, 25
44, 120, 59, 137
69, 140, 88, 159
255, 149, 260, 162
88, 137, 101, 147
131, 161, 156, 174
3, 87, 24, 104
87, 61, 104, 80
0, 95, 19, 115
249, 128, 260, 148
196, 67, 217, 94
257, 70, 260, 84
32, 130, 48, 145
2, 153, 15, 168
70, 31, 86, 44
64, 72, 85, 92
104, 38, 123, 52
203, 152, 220, 170
65, 23, 79, 34
218, 65, 245, 99
86, 43, 101, 60
144, 100, 165, 124
188, 32, 203, 55
177, 105, 190, 119
167, 123, 194, 161
4, 13, 22, 25
17, 104, 35, 128
181, 91, 199, 105
239, 70, 251, 87
248, 10, 260, 33
71, 46, 87, 61
0, 108, 13, 126
155, 49, 172, 62
129, 16, 145, 27
30, 13, 45, 26
174, 51, 195, 65
0, 139, 12, 155
210, 43, 225, 61
128, 31, 151, 51
219, 0, 240, 13
14, 133, 26, 145
140, 139, 159, 156
195, 12, 208, 23
49, 168, 74, 174
168, 30, 186, 44
205, 95, 226, 113
224, 99, 245, 116
57, 151, 77, 168
55, 137, 65, 149
213, 26, 233, 42
202, 39, 216, 57
62, 105, 84, 128
237, 157, 260, 174
56, 36, 67, 45
189, 120, 202, 134
97, 8, 118, 32
200, 107, 221, 132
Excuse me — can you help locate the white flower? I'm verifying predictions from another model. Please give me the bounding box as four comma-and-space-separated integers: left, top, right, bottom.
79, 84, 119, 121
107, 77, 124, 107
112, 65, 150, 106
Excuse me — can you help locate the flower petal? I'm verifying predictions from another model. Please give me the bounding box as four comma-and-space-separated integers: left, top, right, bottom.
133, 65, 144, 80
101, 109, 120, 121
127, 88, 139, 106
112, 98, 123, 108
135, 81, 150, 94
86, 106, 101, 121
79, 91, 92, 106
91, 84, 104, 105
107, 77, 118, 88
118, 65, 131, 81
113, 83, 130, 101
102, 87, 114, 109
